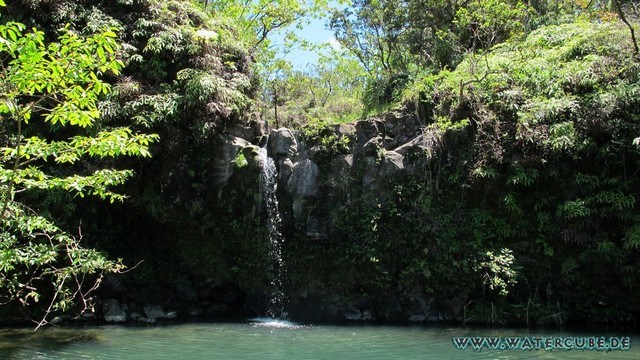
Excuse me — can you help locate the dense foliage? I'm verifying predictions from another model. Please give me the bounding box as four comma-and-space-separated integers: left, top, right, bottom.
287, 19, 640, 325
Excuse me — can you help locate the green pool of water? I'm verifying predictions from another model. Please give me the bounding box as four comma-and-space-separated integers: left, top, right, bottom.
1, 320, 637, 359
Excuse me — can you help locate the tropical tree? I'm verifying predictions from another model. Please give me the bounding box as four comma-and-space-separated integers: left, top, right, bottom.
206, 0, 331, 47
0, 1, 158, 327
329, 0, 411, 75
256, 46, 366, 127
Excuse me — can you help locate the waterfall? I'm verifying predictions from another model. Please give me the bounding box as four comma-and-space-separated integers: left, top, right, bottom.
257, 146, 286, 319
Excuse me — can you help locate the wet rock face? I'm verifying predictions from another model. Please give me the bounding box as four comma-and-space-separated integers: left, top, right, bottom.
211, 107, 430, 240
226, 119, 269, 144
288, 159, 320, 199
355, 119, 385, 145
210, 135, 251, 186
206, 109, 471, 324
143, 305, 167, 320
286, 159, 321, 237
102, 299, 127, 323
269, 128, 298, 158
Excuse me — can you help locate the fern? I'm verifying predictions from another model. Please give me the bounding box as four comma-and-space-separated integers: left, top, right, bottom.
547, 121, 578, 152
594, 191, 635, 207
519, 97, 580, 125
123, 93, 180, 127
175, 68, 251, 116
144, 29, 189, 55
184, 71, 225, 103
132, 18, 162, 39
574, 173, 600, 190
472, 165, 498, 179
557, 199, 591, 219
507, 164, 538, 186
502, 192, 523, 215
624, 223, 640, 250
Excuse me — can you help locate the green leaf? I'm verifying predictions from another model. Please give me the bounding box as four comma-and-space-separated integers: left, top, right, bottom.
0, 15, 150, 326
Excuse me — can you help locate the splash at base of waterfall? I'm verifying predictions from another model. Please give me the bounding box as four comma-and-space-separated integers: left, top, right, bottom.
248, 317, 303, 329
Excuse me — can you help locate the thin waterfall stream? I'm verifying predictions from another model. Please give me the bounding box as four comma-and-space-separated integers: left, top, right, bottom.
257, 145, 287, 319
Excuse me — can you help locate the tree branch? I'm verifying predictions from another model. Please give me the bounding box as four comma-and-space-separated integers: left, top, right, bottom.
614, 0, 639, 57
0, 111, 22, 225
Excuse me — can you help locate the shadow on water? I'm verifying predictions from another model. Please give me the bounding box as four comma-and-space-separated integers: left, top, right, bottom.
0, 327, 103, 358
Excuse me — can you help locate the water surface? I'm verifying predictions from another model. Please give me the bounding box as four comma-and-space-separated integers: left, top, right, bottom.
1, 321, 637, 359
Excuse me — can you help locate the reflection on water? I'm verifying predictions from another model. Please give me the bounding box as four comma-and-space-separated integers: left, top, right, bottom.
0, 322, 637, 360
0, 328, 103, 359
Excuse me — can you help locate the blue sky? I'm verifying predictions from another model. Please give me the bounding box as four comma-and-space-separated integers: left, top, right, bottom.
268, 6, 343, 69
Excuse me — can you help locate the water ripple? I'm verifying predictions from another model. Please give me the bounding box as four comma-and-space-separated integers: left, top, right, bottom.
1, 323, 638, 360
